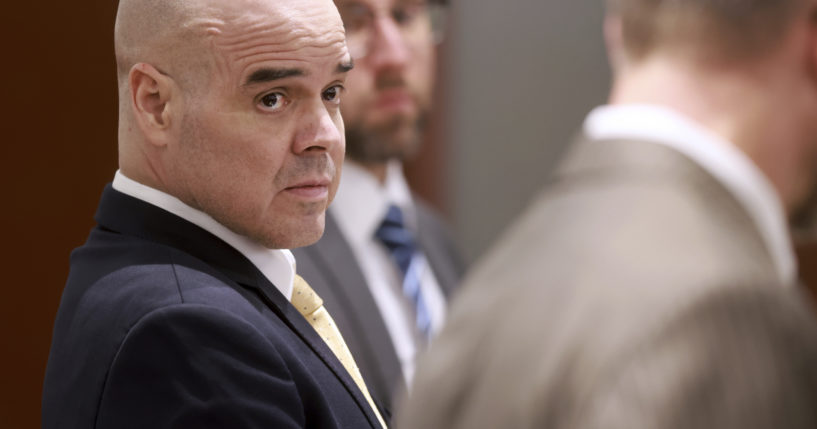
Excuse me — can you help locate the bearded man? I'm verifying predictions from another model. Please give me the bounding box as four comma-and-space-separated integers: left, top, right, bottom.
292, 0, 463, 417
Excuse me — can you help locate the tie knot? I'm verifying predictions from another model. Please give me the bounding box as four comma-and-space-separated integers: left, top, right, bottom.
381, 204, 406, 228
291, 274, 323, 316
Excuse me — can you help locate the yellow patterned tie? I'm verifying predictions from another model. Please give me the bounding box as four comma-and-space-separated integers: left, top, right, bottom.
292, 275, 387, 429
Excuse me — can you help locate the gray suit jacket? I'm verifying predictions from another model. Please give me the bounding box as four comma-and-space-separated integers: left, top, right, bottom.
292, 199, 463, 419
397, 138, 817, 429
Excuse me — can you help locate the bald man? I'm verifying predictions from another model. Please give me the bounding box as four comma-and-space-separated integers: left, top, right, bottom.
41, 0, 386, 428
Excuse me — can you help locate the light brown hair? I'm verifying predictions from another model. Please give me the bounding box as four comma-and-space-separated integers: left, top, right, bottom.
608, 0, 806, 61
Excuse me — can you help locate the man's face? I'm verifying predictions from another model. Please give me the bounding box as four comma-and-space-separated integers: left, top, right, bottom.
335, 0, 437, 164
168, 0, 351, 249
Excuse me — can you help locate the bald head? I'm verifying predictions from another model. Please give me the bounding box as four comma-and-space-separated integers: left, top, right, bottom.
114, 0, 222, 179
114, 0, 220, 95
114, 0, 346, 99
113, 0, 351, 249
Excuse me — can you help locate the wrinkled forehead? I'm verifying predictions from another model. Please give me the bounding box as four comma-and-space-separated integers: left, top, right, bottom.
191, 0, 348, 80
201, 0, 344, 34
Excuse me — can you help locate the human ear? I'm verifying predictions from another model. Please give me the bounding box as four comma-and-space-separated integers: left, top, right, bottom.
129, 63, 176, 147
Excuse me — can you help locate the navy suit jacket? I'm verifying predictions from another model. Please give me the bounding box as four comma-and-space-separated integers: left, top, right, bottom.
292, 201, 464, 416
42, 185, 382, 429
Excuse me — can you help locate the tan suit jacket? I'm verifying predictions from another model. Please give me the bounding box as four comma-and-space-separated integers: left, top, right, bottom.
397, 138, 817, 429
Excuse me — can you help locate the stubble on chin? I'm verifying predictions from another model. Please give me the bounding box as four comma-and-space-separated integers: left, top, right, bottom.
208, 154, 337, 249
224, 202, 329, 250
345, 111, 426, 164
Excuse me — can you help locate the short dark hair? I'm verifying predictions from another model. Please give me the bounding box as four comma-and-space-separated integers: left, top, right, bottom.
608, 0, 806, 61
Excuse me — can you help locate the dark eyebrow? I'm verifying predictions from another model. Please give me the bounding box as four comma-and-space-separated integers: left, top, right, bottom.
244, 61, 352, 86
244, 68, 306, 86
337, 60, 354, 74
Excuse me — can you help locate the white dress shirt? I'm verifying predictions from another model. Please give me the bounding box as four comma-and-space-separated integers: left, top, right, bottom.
583, 104, 796, 285
112, 171, 297, 301
330, 160, 447, 386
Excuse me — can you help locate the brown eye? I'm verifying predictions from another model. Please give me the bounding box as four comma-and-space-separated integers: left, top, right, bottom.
261, 93, 280, 107
259, 92, 287, 112
323, 85, 343, 104
392, 3, 424, 26
392, 7, 411, 25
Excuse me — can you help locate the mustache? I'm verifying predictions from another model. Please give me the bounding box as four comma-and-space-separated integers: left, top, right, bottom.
275, 153, 336, 186
375, 72, 408, 91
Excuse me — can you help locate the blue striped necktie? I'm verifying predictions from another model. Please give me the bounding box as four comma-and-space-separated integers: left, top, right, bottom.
374, 204, 432, 339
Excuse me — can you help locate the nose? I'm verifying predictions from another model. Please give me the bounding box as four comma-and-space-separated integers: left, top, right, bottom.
292, 103, 343, 155
366, 16, 410, 70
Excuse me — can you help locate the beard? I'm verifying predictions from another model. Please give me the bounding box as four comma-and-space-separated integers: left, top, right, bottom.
344, 68, 431, 165
344, 110, 427, 165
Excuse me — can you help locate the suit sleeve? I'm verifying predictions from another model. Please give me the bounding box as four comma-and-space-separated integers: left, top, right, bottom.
574, 286, 817, 429
95, 304, 305, 429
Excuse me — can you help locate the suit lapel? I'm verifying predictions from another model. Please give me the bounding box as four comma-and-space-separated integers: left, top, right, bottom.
242, 274, 383, 428
299, 212, 402, 412
96, 186, 381, 428
414, 202, 462, 300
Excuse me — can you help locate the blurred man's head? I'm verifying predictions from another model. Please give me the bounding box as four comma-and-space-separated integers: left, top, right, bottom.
334, 0, 439, 179
114, 0, 352, 249
607, 0, 806, 64
605, 0, 817, 220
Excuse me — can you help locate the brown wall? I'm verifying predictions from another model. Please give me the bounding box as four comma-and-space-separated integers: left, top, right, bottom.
2, 2, 120, 427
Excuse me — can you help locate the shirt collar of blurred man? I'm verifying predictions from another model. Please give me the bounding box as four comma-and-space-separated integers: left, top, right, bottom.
584, 104, 796, 285
332, 160, 417, 246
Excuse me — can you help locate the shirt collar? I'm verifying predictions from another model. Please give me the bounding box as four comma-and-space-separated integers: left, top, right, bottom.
331, 160, 416, 246
112, 170, 296, 301
583, 104, 796, 285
